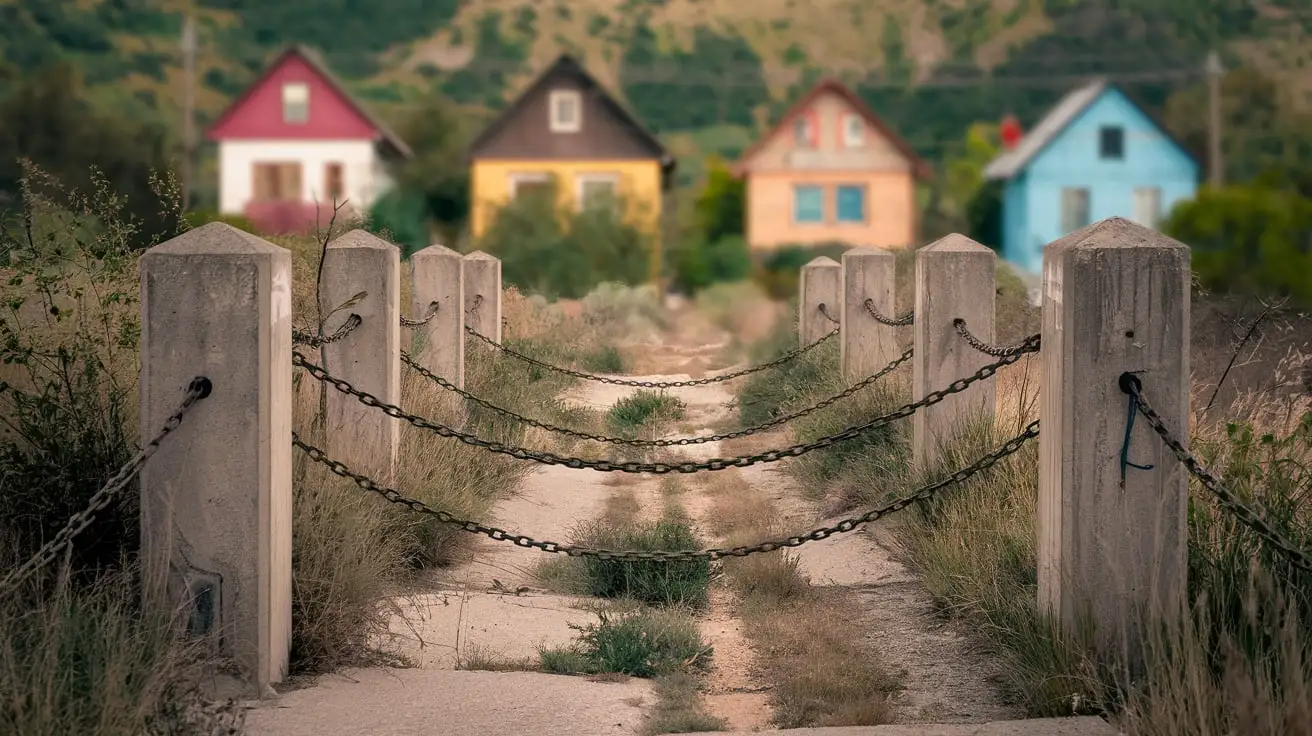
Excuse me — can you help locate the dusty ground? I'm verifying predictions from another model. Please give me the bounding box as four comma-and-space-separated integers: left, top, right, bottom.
244, 301, 1103, 736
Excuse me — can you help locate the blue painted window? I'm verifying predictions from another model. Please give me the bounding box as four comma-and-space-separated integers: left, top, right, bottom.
836, 185, 865, 222
794, 185, 823, 223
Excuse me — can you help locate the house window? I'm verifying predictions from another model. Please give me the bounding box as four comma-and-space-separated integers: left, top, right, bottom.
1133, 187, 1162, 229
324, 163, 344, 203
252, 162, 302, 202
1099, 126, 1124, 160
282, 82, 309, 124
793, 116, 814, 147
842, 115, 864, 147
549, 90, 582, 133
576, 173, 619, 211
836, 185, 866, 223
1060, 187, 1091, 234
793, 185, 823, 223
509, 172, 552, 201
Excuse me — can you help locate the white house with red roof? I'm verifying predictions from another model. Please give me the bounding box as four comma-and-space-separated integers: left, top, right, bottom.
206, 45, 412, 234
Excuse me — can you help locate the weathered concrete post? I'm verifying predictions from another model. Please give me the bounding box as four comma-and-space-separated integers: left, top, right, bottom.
410, 243, 465, 389
139, 222, 292, 696
799, 256, 841, 347
1037, 217, 1190, 669
320, 229, 400, 481
463, 250, 502, 343
912, 234, 996, 470
841, 246, 898, 383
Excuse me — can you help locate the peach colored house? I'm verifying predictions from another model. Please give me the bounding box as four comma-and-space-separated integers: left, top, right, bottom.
734, 79, 931, 251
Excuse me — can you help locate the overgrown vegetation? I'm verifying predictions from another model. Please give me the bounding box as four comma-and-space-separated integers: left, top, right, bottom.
539, 606, 712, 678
606, 389, 687, 438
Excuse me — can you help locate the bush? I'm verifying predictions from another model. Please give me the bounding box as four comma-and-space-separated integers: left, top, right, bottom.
751, 241, 852, 301
366, 187, 430, 258
182, 209, 256, 233
539, 607, 713, 678
1164, 184, 1312, 305
671, 235, 753, 294
606, 390, 686, 437
576, 519, 712, 607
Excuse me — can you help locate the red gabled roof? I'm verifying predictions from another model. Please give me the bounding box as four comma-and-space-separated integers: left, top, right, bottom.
206, 44, 412, 158
733, 78, 930, 181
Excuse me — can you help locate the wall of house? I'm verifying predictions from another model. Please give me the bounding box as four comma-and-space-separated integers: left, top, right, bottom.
1003, 89, 1200, 273
469, 159, 663, 238
745, 171, 916, 250
217, 140, 390, 215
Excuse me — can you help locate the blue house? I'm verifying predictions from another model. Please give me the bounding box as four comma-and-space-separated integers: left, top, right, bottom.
982, 79, 1200, 274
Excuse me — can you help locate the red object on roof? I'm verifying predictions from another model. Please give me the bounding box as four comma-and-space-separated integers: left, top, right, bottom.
733, 77, 932, 181
206, 45, 411, 158
1000, 113, 1023, 150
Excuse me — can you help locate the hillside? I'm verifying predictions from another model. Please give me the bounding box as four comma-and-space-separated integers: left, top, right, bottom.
2, 0, 1310, 174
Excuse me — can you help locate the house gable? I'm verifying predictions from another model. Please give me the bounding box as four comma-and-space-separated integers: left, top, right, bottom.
207, 46, 411, 158
468, 56, 672, 169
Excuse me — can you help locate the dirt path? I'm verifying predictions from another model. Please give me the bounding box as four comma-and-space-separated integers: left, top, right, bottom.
244, 303, 1021, 735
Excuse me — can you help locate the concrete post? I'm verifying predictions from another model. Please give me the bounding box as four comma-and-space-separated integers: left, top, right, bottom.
410, 243, 465, 389
320, 229, 401, 481
1037, 217, 1190, 669
841, 246, 898, 383
463, 250, 502, 343
139, 222, 292, 696
912, 234, 996, 470
798, 256, 841, 347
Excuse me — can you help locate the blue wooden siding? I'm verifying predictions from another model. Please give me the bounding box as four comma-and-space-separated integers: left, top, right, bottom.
1001, 88, 1199, 273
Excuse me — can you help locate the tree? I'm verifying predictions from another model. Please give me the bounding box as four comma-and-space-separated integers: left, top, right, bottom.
388, 90, 472, 244
693, 155, 744, 243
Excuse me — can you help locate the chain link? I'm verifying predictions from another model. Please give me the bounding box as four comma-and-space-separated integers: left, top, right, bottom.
400, 302, 440, 328
293, 419, 1038, 561
818, 303, 841, 324
864, 299, 914, 327
953, 319, 1041, 358
464, 325, 838, 388
295, 337, 1035, 474
401, 345, 915, 448
1125, 377, 1312, 573
292, 313, 362, 347
0, 378, 212, 594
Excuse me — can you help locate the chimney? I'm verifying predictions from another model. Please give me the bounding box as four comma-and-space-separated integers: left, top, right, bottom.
1000, 113, 1022, 150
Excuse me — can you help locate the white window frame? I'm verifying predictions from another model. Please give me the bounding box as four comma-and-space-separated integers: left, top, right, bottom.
282, 82, 309, 124
509, 172, 551, 199
549, 90, 582, 133
842, 115, 865, 147
576, 173, 620, 211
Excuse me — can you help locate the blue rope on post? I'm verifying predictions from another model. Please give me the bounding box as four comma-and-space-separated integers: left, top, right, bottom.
1118, 372, 1155, 485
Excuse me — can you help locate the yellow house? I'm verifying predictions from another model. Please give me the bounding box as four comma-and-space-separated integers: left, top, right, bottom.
734, 78, 931, 251
467, 55, 676, 251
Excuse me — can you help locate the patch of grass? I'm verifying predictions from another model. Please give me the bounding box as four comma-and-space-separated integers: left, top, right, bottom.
641, 671, 730, 735
735, 311, 841, 427
575, 518, 712, 608
580, 344, 626, 373
607, 389, 687, 438
539, 607, 713, 678
456, 644, 537, 672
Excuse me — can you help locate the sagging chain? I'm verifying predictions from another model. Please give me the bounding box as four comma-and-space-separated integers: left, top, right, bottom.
819, 303, 841, 324
293, 419, 1038, 561
1123, 376, 1312, 573
463, 325, 839, 388
864, 298, 914, 327
0, 378, 212, 594
401, 302, 440, 328
294, 337, 1034, 474
293, 313, 362, 347
400, 345, 915, 448
953, 319, 1041, 358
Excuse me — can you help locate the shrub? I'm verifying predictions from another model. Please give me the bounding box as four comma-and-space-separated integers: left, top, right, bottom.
671, 235, 753, 294
539, 608, 713, 677
576, 519, 712, 607
182, 209, 255, 233
751, 241, 852, 301
606, 389, 686, 437
736, 311, 840, 427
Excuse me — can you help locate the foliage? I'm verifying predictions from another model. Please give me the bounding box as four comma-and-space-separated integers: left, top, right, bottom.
736, 313, 840, 427
1163, 184, 1312, 304
388, 90, 472, 244
366, 187, 430, 257
606, 389, 686, 437
182, 209, 255, 233
693, 155, 745, 243
476, 179, 653, 299
751, 242, 851, 301
575, 518, 712, 607
539, 607, 712, 678
671, 235, 753, 294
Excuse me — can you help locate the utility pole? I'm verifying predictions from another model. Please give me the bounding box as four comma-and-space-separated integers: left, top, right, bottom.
181, 13, 197, 212
1205, 50, 1224, 189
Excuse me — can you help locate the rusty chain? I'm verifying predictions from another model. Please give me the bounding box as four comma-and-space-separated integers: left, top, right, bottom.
0, 378, 212, 594
400, 302, 440, 328
864, 299, 914, 327
463, 324, 839, 388
292, 313, 362, 347
293, 418, 1038, 560
294, 336, 1035, 474
818, 303, 841, 324
953, 319, 1041, 358
400, 345, 916, 448
1123, 375, 1312, 573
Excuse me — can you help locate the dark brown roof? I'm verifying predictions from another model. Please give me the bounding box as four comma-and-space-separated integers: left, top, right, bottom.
466, 54, 675, 174
206, 44, 412, 159
734, 77, 931, 181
